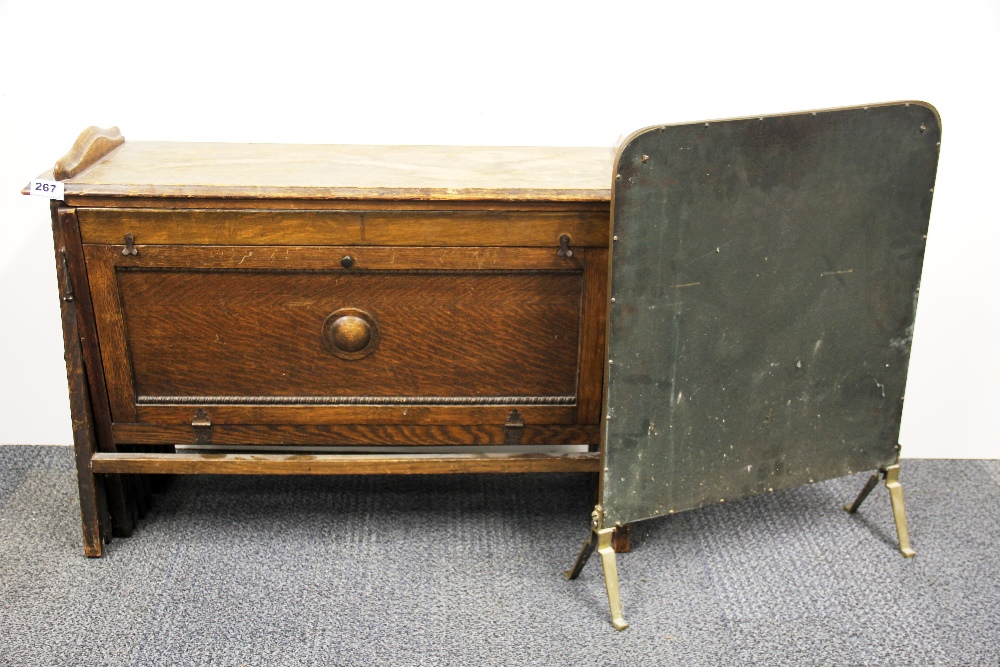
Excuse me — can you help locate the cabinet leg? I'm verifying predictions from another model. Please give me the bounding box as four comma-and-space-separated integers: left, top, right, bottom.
74, 452, 104, 557
106, 475, 134, 537
53, 215, 108, 557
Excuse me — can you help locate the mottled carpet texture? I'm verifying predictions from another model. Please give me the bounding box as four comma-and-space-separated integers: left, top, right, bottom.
0, 446, 996, 666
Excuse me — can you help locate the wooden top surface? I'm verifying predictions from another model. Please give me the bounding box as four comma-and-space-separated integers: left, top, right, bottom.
33, 141, 614, 202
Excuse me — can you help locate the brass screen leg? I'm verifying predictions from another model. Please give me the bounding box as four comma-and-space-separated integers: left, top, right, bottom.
883, 464, 916, 558
844, 473, 880, 513
844, 464, 915, 558
596, 528, 628, 630
564, 530, 597, 581
565, 507, 629, 630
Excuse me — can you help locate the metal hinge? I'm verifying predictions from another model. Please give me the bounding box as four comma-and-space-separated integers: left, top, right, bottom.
192, 408, 212, 444
122, 233, 138, 256
503, 409, 524, 446
59, 248, 74, 302
557, 234, 573, 258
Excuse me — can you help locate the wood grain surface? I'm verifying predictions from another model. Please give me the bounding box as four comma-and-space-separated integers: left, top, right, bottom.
91, 451, 601, 475
77, 208, 610, 247
46, 142, 613, 201
51, 205, 105, 555
576, 248, 609, 424
117, 269, 583, 399
94, 244, 586, 271
133, 404, 578, 426
58, 208, 135, 537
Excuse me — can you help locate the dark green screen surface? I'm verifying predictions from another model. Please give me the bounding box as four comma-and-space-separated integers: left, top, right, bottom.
602, 103, 940, 526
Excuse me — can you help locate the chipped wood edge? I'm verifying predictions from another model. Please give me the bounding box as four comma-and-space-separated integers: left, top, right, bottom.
53, 126, 125, 181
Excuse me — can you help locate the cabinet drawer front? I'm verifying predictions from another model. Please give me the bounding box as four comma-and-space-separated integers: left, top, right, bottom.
84, 245, 602, 425
77, 208, 610, 247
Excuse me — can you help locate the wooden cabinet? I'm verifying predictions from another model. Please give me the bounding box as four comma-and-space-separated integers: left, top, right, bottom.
29, 128, 613, 555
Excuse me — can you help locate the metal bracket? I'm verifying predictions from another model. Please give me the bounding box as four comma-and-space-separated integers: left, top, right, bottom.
192, 409, 212, 444
503, 409, 524, 446
557, 234, 573, 258
122, 233, 138, 257
59, 247, 74, 302
844, 462, 915, 558
564, 506, 628, 630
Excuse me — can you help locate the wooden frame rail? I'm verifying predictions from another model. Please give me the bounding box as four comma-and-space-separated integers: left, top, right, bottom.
91, 452, 601, 475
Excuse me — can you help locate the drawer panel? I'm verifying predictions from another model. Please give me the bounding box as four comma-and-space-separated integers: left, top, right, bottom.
83, 244, 603, 425
119, 269, 582, 399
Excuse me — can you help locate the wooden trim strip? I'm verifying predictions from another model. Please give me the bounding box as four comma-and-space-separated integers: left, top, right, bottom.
68, 197, 611, 212
576, 247, 609, 424
93, 244, 586, 271
91, 452, 602, 475
82, 245, 137, 422
65, 185, 611, 202
76, 208, 610, 247
133, 404, 578, 426
136, 395, 576, 406
113, 423, 600, 446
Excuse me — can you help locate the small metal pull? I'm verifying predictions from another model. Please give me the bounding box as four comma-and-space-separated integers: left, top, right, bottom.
59, 247, 74, 302
192, 408, 212, 444
503, 409, 524, 446
341, 255, 354, 268
557, 234, 573, 258
122, 233, 138, 256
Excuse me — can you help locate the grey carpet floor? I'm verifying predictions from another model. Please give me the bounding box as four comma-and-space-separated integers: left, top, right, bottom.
0, 446, 997, 666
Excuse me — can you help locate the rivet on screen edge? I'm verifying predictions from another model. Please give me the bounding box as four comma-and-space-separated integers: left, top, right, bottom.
919, 124, 927, 133
613, 235, 619, 241
610, 297, 616, 303
616, 174, 622, 181
704, 123, 710, 127
641, 155, 649, 163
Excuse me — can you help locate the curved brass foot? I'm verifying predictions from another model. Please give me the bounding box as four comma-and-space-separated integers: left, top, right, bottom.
596, 528, 628, 630
883, 465, 916, 558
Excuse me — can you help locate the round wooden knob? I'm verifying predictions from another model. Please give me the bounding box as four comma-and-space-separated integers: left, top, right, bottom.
329, 316, 371, 352
322, 309, 379, 359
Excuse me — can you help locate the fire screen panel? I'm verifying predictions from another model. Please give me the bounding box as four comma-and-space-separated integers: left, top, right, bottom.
602, 103, 940, 527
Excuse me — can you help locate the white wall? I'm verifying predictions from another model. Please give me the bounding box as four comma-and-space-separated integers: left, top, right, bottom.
1, 0, 997, 457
